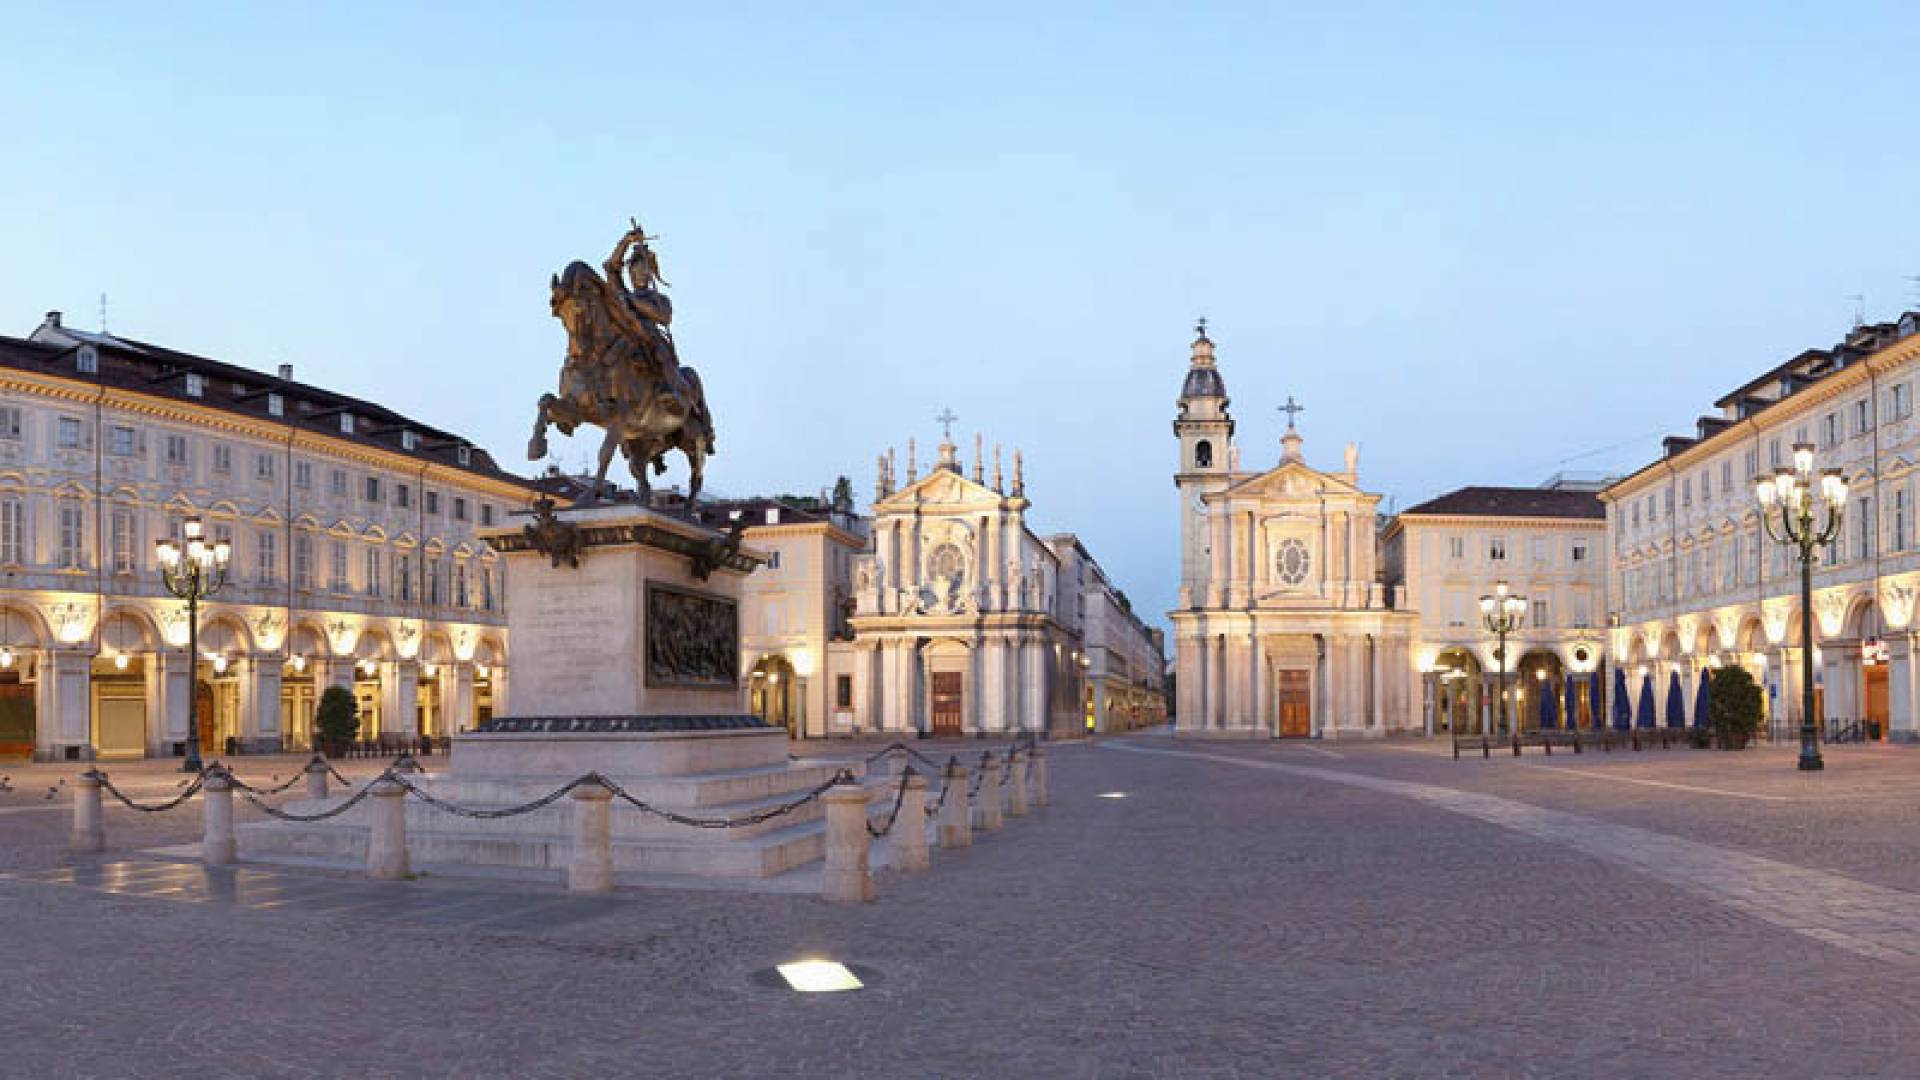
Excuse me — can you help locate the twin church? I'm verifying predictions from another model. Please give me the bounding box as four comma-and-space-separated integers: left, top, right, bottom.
1171, 325, 1421, 737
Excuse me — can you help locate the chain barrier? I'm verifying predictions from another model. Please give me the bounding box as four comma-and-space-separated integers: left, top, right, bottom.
865, 769, 914, 838
605, 770, 853, 830
386, 770, 593, 820
928, 757, 960, 815
240, 774, 386, 822
1000, 749, 1018, 787
863, 742, 945, 770
96, 772, 206, 813
224, 769, 308, 797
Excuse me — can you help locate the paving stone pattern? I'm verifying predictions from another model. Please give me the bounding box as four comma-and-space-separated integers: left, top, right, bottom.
2, 740, 1919, 1077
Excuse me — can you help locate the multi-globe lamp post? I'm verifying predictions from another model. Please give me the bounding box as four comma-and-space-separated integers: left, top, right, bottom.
1754, 441, 1847, 772
155, 516, 230, 773
1479, 581, 1526, 736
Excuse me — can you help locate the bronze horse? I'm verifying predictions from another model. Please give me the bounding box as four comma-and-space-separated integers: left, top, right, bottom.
528, 248, 714, 503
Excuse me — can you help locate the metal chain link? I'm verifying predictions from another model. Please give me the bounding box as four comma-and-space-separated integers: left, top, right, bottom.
240, 776, 384, 822
604, 770, 851, 830
866, 769, 913, 838
863, 742, 944, 770
224, 770, 307, 797
97, 773, 205, 813
385, 771, 589, 820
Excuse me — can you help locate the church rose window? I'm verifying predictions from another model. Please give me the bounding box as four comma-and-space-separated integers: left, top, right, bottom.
927, 543, 967, 587
1276, 538, 1311, 586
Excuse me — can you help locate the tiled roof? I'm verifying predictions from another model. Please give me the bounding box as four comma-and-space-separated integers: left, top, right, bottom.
0, 328, 536, 489
1398, 486, 1605, 521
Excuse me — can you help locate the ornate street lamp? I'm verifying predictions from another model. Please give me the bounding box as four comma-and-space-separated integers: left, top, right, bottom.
1754, 442, 1847, 771
156, 516, 230, 773
1479, 581, 1526, 736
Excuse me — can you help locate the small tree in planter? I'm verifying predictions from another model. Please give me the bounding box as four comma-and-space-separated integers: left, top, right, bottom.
1708, 665, 1763, 750
314, 686, 360, 755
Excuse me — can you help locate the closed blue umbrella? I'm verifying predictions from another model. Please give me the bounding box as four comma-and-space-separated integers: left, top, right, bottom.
1564, 677, 1580, 731
1666, 672, 1686, 729
1538, 678, 1556, 730
1693, 671, 1711, 730
1636, 678, 1656, 729
1613, 668, 1632, 731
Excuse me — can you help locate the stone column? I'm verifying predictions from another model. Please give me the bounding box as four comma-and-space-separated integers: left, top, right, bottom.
46, 650, 91, 757
1889, 634, 1920, 742
153, 650, 192, 756
71, 769, 104, 852
894, 770, 930, 872
1368, 637, 1384, 733
448, 664, 476, 735
1207, 507, 1228, 608
237, 655, 283, 752
852, 643, 876, 734
981, 513, 998, 613
974, 755, 1004, 831
821, 780, 873, 903
382, 660, 419, 737
1253, 636, 1271, 737
938, 760, 971, 848
568, 782, 614, 893
1022, 639, 1047, 734
305, 756, 330, 799
366, 777, 409, 881
202, 768, 236, 866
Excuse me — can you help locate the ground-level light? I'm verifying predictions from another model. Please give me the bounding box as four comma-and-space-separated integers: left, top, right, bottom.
776, 961, 863, 993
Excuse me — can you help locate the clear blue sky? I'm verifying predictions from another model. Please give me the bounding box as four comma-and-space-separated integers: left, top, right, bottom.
7, 2, 1918, 633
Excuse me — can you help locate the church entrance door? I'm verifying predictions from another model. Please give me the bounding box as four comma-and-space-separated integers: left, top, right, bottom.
1276, 669, 1311, 737
931, 672, 964, 737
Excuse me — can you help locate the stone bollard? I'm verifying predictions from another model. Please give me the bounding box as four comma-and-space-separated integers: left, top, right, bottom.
821, 778, 874, 903
1007, 752, 1030, 818
366, 776, 409, 881
202, 767, 236, 867
975, 755, 1004, 833
1029, 746, 1049, 807
568, 780, 614, 894
305, 756, 330, 800
70, 769, 105, 852
894, 769, 930, 873
938, 760, 972, 849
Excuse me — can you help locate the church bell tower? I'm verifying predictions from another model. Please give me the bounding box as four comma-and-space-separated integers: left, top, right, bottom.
1173, 320, 1234, 608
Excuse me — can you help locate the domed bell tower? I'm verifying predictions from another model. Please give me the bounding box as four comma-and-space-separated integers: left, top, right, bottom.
1174, 320, 1234, 608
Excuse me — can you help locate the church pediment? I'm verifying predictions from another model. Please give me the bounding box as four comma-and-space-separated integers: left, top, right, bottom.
874, 467, 1003, 512
1216, 461, 1361, 502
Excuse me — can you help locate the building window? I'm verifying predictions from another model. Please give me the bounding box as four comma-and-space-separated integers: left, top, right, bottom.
836, 675, 853, 710
457, 445, 472, 467
395, 552, 413, 602
0, 496, 21, 564
1857, 495, 1874, 559
1573, 593, 1590, 629
481, 567, 495, 611
425, 491, 440, 516
766, 550, 782, 570
1681, 478, 1691, 508
1700, 469, 1711, 502
339, 413, 355, 435
267, 392, 284, 417
455, 562, 470, 607
401, 430, 417, 451
365, 548, 383, 598
1896, 490, 1909, 553
329, 540, 348, 592
1488, 537, 1506, 562
452, 497, 468, 522
294, 460, 311, 488
1571, 540, 1588, 563
1769, 440, 1781, 468
57, 502, 84, 568
1721, 460, 1732, 493
1823, 412, 1841, 447
1447, 536, 1464, 560
256, 529, 278, 584
184, 373, 204, 397
1194, 440, 1212, 469
396, 483, 411, 509
109, 506, 135, 574
364, 476, 382, 503
0, 407, 18, 440
1530, 537, 1547, 564
167, 434, 191, 466
294, 533, 314, 590
428, 558, 443, 605
254, 454, 275, 481
481, 504, 493, 527
1855, 399, 1872, 435
76, 346, 97, 374
109, 425, 135, 457
56, 416, 83, 450
1891, 382, 1912, 421
1531, 598, 1548, 628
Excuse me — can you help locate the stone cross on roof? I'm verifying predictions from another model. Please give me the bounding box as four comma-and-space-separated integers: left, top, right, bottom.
935, 408, 959, 441
1278, 396, 1305, 430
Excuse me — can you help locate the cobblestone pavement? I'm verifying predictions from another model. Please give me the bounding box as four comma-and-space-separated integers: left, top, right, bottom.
6, 735, 1920, 1077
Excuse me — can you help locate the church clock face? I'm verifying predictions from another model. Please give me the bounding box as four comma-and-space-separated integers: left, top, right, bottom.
1276, 538, 1311, 586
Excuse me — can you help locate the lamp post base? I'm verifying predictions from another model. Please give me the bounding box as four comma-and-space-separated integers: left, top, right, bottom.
1797, 751, 1825, 771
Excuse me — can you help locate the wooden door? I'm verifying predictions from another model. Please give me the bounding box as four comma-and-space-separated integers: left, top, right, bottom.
930, 672, 964, 737
196, 682, 218, 754
0, 677, 33, 759
1865, 666, 1890, 739
1276, 669, 1311, 737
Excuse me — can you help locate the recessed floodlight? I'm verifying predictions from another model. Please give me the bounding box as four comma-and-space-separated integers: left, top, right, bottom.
1097, 791, 1128, 799
777, 961, 863, 993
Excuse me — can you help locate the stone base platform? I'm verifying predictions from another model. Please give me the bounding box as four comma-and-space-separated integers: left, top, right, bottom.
236, 726, 892, 884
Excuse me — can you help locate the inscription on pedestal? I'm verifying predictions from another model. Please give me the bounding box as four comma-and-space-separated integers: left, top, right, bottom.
523, 577, 628, 701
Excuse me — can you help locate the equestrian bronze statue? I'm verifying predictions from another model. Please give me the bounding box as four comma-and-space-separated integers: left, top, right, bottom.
529, 221, 716, 503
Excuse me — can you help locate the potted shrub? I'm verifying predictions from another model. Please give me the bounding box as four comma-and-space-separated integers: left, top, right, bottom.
314, 686, 360, 756
1708, 666, 1763, 750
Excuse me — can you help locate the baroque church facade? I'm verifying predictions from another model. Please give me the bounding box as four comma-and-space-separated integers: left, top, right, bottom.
1171, 327, 1419, 737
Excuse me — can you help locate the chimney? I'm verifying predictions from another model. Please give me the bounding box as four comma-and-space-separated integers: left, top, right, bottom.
277, 363, 294, 381
42, 311, 61, 329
